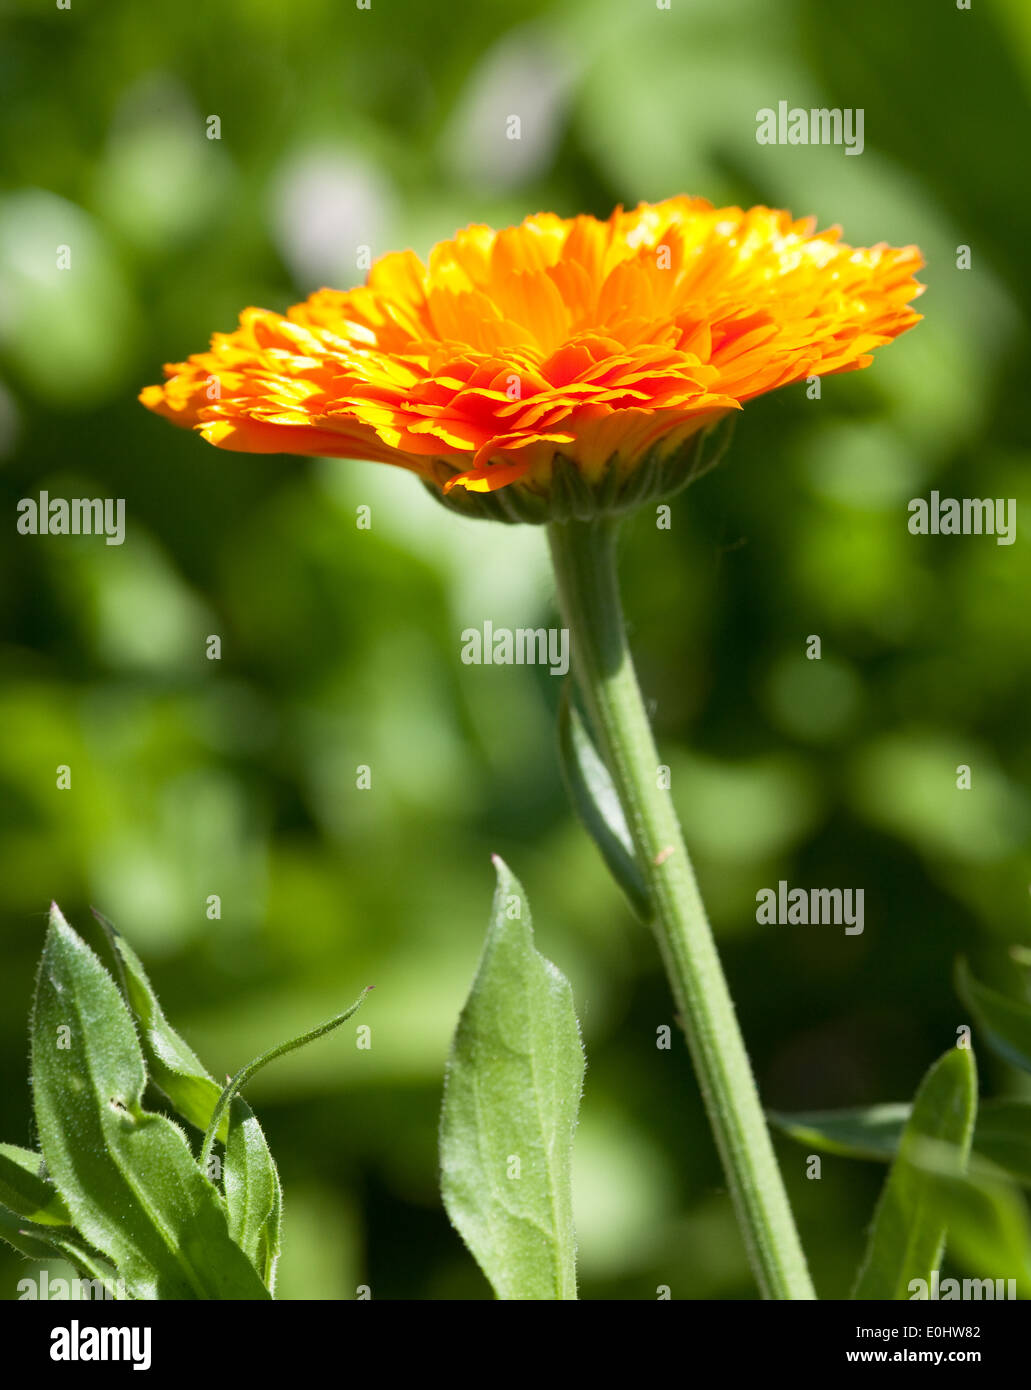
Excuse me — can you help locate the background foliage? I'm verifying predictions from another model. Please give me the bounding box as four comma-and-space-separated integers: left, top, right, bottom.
1, 0, 1029, 1298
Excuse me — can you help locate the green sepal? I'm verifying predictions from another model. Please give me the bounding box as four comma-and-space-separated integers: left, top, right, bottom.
425, 416, 736, 526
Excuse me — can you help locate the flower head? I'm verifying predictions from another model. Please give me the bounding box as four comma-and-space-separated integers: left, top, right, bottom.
141, 196, 924, 522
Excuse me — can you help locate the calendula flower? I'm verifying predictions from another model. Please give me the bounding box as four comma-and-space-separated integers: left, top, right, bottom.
141, 196, 924, 522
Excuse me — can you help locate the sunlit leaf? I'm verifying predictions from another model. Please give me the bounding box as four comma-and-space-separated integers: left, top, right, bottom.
224, 1097, 278, 1273
439, 856, 585, 1300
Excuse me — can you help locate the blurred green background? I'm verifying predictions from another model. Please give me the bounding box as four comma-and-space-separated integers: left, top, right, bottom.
2, 0, 1030, 1299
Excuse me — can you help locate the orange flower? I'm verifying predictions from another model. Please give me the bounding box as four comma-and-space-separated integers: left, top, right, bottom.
141, 196, 923, 521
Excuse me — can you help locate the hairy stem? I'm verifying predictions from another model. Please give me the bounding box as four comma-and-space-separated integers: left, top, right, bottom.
547, 515, 814, 1300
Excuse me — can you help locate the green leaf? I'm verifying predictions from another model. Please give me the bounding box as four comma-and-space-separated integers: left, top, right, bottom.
224, 1097, 278, 1273
439, 856, 585, 1300
557, 687, 649, 920
772, 1098, 1031, 1190
93, 908, 226, 1141
0, 1205, 124, 1294
852, 1047, 977, 1300
906, 1145, 1031, 1299
32, 904, 270, 1300
956, 957, 1031, 1075
769, 1104, 910, 1161
0, 1144, 72, 1226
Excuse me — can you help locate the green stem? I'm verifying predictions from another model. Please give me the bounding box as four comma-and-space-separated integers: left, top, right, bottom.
547, 515, 815, 1301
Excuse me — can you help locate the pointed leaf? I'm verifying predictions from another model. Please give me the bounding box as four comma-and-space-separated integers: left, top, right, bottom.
956, 957, 1031, 1075
94, 909, 226, 1141
32, 904, 270, 1299
557, 687, 649, 920
439, 856, 585, 1300
0, 1144, 72, 1226
852, 1047, 977, 1299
